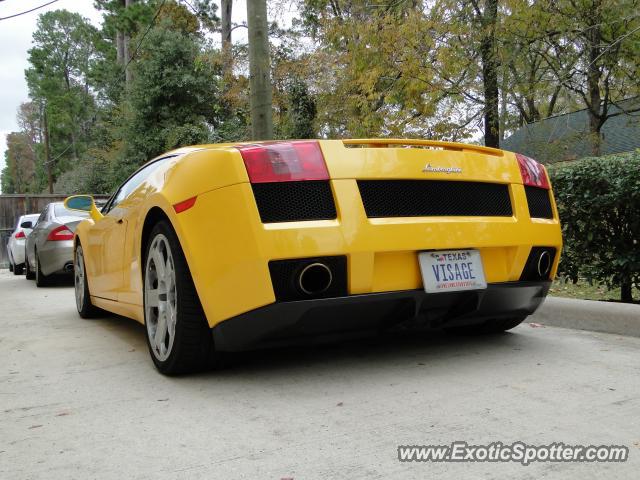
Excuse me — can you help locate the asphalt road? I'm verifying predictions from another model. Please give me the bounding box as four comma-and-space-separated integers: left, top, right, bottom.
1, 269, 639, 479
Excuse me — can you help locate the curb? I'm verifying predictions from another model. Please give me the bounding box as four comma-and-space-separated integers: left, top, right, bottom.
530, 296, 640, 337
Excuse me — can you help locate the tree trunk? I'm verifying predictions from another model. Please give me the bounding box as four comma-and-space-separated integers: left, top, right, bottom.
43, 107, 53, 194
247, 0, 273, 140
221, 0, 233, 78
116, 30, 125, 64
621, 278, 633, 303
480, 0, 500, 148
123, 0, 135, 87
586, 6, 603, 156
499, 67, 508, 142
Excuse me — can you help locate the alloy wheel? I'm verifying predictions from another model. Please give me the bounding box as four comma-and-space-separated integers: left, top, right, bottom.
145, 234, 177, 362
75, 246, 85, 312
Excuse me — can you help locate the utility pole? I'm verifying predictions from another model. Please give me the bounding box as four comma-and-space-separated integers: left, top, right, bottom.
247, 0, 273, 140
221, 0, 233, 79
123, 0, 135, 87
42, 105, 53, 194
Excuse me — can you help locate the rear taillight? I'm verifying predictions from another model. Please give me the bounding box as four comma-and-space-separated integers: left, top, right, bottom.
237, 141, 329, 183
15, 231, 26, 239
47, 225, 74, 241
516, 153, 549, 190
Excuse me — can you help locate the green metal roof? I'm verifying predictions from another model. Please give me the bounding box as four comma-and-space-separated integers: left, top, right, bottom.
502, 97, 640, 164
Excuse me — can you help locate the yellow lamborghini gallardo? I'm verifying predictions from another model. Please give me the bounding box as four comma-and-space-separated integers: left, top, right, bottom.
65, 139, 562, 374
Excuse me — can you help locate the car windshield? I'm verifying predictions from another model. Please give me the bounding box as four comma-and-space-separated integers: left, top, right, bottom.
54, 205, 90, 218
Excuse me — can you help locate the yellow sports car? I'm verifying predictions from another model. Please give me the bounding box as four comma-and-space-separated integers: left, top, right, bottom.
65, 139, 561, 374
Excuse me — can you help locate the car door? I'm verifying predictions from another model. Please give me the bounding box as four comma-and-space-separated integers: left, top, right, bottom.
85, 200, 127, 300
86, 157, 173, 301
27, 207, 50, 268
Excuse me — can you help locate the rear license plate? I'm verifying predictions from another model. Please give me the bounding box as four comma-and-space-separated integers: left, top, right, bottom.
418, 249, 487, 293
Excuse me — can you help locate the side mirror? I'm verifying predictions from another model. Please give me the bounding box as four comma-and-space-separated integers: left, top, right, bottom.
64, 195, 103, 222
20, 221, 33, 229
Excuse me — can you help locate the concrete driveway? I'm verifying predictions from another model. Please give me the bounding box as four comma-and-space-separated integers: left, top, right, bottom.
1, 270, 639, 479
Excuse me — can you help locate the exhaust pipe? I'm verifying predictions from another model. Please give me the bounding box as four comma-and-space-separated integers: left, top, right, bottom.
537, 250, 551, 278
64, 262, 74, 273
298, 263, 333, 295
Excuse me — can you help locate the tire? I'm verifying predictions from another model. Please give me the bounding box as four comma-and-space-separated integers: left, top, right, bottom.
74, 243, 100, 318
445, 316, 527, 335
25, 254, 35, 280
14, 263, 24, 275
35, 250, 50, 287
9, 261, 14, 273
143, 220, 221, 375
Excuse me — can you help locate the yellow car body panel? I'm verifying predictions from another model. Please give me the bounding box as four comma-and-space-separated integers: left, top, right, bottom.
73, 139, 562, 332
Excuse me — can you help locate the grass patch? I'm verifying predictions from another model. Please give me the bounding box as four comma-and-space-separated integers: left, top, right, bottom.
549, 278, 636, 302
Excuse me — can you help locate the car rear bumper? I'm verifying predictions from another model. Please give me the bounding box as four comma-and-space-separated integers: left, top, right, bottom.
211, 280, 550, 351
38, 240, 74, 276
177, 183, 562, 329
9, 239, 26, 265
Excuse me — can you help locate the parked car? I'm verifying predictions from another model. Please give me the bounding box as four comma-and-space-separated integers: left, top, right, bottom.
25, 202, 89, 286
66, 139, 562, 375
7, 214, 40, 275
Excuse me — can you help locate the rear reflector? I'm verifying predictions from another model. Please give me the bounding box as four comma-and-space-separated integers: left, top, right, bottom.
47, 225, 74, 241
516, 153, 549, 189
173, 196, 197, 213
15, 231, 25, 239
237, 141, 329, 183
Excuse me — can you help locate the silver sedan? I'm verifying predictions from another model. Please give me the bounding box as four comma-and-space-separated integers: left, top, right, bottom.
7, 213, 39, 275
25, 202, 89, 287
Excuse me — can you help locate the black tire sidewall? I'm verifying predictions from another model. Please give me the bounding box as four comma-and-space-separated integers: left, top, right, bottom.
143, 221, 212, 375
75, 244, 97, 318
35, 251, 48, 287
25, 254, 34, 280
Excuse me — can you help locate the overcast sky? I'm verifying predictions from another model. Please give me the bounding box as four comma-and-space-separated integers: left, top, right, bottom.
0, 0, 258, 194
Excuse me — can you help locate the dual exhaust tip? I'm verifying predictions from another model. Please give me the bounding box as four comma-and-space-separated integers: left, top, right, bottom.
296, 251, 552, 297
298, 262, 333, 295
299, 250, 552, 296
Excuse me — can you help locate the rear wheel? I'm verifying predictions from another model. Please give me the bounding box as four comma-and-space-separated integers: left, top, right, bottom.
9, 260, 14, 272
143, 220, 220, 375
14, 263, 24, 275
35, 250, 50, 287
74, 244, 100, 318
25, 253, 35, 280
445, 316, 527, 335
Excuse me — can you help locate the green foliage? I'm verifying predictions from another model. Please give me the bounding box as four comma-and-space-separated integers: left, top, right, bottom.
53, 150, 112, 195
277, 77, 317, 139
24, 10, 101, 189
1, 132, 37, 194
116, 26, 220, 181
549, 152, 640, 302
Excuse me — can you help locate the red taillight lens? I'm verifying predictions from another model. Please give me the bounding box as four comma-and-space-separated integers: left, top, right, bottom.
47, 225, 74, 241
516, 153, 549, 189
15, 231, 26, 239
237, 141, 329, 183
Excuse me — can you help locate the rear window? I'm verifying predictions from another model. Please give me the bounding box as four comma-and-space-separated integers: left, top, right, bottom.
54, 205, 89, 218
15, 214, 40, 230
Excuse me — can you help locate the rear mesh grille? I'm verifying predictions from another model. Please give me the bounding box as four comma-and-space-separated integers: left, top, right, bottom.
525, 186, 553, 219
357, 180, 512, 218
252, 181, 337, 223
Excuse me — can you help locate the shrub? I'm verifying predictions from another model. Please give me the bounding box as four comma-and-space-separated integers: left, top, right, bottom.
548, 151, 640, 302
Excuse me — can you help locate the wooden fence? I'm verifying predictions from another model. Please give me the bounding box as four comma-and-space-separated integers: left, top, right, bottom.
0, 194, 109, 269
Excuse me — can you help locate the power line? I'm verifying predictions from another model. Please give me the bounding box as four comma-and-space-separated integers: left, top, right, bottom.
0, 0, 59, 21
123, 0, 167, 73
